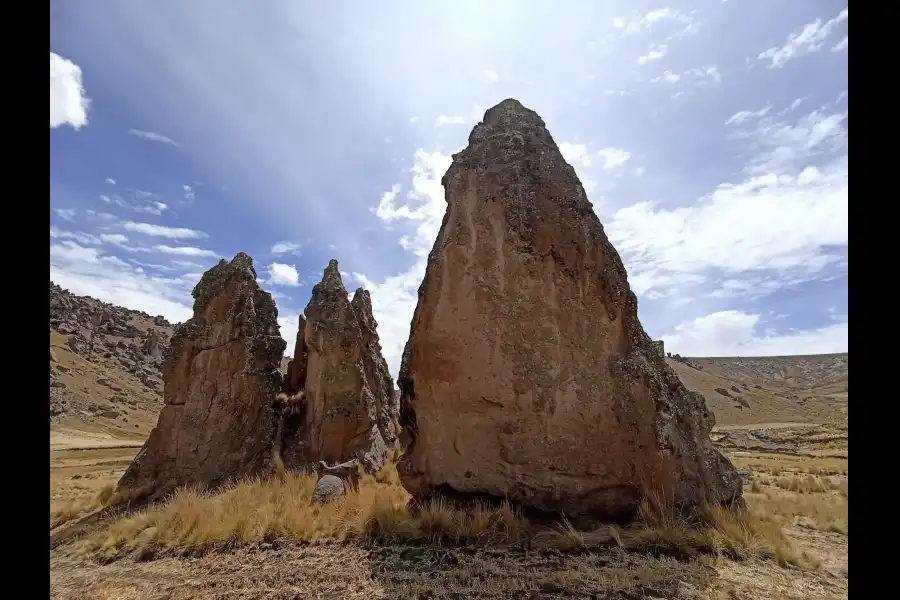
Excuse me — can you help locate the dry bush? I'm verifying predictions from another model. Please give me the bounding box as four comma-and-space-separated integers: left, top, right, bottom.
746, 489, 848, 535
530, 489, 808, 568
77, 456, 816, 571
740, 470, 848, 536
80, 459, 528, 554
51, 483, 115, 529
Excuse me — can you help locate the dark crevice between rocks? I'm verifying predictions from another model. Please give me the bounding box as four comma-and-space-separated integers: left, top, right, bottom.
273, 397, 308, 472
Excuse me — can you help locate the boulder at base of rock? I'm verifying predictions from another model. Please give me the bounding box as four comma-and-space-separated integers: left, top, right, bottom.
117, 253, 286, 503
310, 459, 362, 504
311, 475, 346, 505
397, 99, 743, 520
302, 260, 398, 473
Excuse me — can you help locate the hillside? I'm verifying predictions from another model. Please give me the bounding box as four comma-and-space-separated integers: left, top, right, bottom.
49, 282, 175, 450
668, 354, 848, 427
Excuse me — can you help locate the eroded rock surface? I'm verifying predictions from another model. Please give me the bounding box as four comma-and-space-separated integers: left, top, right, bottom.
303, 260, 398, 473
117, 253, 286, 502
397, 99, 743, 519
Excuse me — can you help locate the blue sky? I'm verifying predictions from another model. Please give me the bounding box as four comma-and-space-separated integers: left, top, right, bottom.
50, 1, 848, 375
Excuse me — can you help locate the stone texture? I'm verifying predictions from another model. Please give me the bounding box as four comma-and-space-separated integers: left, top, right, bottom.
351, 289, 401, 447
302, 260, 398, 473
397, 99, 743, 520
117, 253, 286, 502
311, 474, 346, 505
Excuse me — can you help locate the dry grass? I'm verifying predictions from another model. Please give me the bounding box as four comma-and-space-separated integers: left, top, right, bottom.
72, 456, 818, 572
80, 459, 528, 554
742, 470, 848, 538
51, 483, 115, 529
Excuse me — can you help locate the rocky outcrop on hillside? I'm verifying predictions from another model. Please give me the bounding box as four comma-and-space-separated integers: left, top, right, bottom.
396, 99, 743, 520
49, 282, 174, 397
300, 260, 399, 473
117, 253, 287, 503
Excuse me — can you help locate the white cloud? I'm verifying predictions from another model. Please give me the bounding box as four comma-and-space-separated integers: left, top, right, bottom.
277, 312, 302, 356
434, 105, 483, 128
725, 106, 771, 126
50, 52, 89, 129
831, 36, 848, 52
610, 164, 847, 294
662, 310, 847, 357
271, 241, 303, 255
183, 184, 196, 201
557, 142, 631, 195
612, 8, 697, 39
757, 8, 848, 68
727, 105, 847, 174
482, 69, 499, 83
596, 147, 631, 170
651, 70, 681, 84
50, 241, 193, 324
267, 262, 300, 287
85, 210, 117, 222
559, 143, 631, 171
134, 201, 169, 216
53, 208, 77, 222
50, 227, 100, 246
651, 66, 720, 85
153, 245, 218, 258
637, 44, 668, 64
122, 221, 208, 239
128, 128, 180, 147
608, 104, 847, 299
361, 150, 453, 375
105, 178, 116, 185
99, 233, 129, 245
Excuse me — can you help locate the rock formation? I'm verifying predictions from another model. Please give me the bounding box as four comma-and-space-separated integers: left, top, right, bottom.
302, 260, 398, 473
396, 99, 743, 520
117, 253, 286, 502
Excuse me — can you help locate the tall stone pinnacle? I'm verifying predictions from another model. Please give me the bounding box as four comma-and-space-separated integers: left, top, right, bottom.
397, 98, 743, 520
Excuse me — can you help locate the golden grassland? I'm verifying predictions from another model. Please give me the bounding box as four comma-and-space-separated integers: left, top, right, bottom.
48, 450, 844, 573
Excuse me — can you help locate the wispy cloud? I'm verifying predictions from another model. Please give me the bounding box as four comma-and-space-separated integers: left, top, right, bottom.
271, 241, 303, 255
122, 221, 208, 240
613, 8, 697, 39
153, 245, 218, 258
637, 44, 668, 64
482, 69, 499, 83
53, 208, 77, 222
650, 66, 720, 85
128, 128, 180, 147
757, 8, 848, 68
